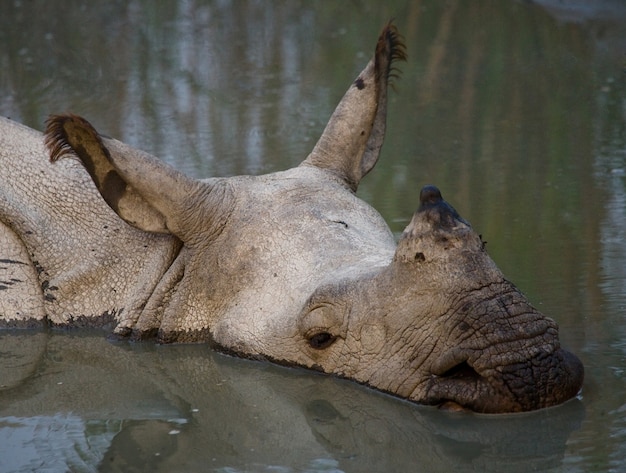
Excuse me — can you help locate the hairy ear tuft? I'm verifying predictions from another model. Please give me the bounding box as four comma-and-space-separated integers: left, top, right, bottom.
376, 22, 407, 86
45, 114, 103, 163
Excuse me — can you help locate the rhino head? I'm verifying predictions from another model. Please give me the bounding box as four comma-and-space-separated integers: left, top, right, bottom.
40, 24, 582, 412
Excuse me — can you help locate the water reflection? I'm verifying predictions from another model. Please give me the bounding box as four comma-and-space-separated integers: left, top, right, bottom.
0, 333, 584, 473
1, 0, 626, 471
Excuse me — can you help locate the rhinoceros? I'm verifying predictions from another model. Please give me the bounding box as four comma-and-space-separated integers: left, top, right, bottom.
0, 24, 583, 413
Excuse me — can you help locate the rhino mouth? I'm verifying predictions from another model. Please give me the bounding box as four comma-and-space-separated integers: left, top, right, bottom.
424, 355, 500, 413
421, 348, 584, 413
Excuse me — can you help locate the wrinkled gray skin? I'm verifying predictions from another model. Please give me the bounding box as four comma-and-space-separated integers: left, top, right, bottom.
0, 25, 583, 413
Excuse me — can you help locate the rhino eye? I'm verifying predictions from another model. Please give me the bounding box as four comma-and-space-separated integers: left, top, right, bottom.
308, 332, 337, 350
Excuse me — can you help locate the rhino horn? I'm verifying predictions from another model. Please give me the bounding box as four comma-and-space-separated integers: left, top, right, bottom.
44, 114, 220, 239
393, 185, 478, 265
302, 23, 406, 191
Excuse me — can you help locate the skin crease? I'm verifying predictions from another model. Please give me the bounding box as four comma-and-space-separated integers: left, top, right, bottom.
0, 24, 583, 412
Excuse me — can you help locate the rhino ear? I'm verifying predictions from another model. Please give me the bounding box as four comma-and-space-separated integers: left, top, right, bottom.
302, 23, 406, 191
44, 114, 205, 237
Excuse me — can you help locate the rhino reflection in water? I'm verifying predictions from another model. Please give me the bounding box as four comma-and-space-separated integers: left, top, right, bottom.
0, 24, 582, 413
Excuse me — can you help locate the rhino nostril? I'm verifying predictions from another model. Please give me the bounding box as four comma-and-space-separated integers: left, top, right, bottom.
439, 361, 481, 380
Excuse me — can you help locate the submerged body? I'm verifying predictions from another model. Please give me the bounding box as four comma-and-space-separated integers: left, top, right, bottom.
0, 25, 583, 412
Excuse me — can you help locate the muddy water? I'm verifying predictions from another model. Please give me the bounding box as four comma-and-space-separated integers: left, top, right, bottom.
1, 1, 625, 471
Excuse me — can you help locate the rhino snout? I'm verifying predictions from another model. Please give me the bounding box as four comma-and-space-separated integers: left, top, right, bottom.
419, 288, 585, 413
